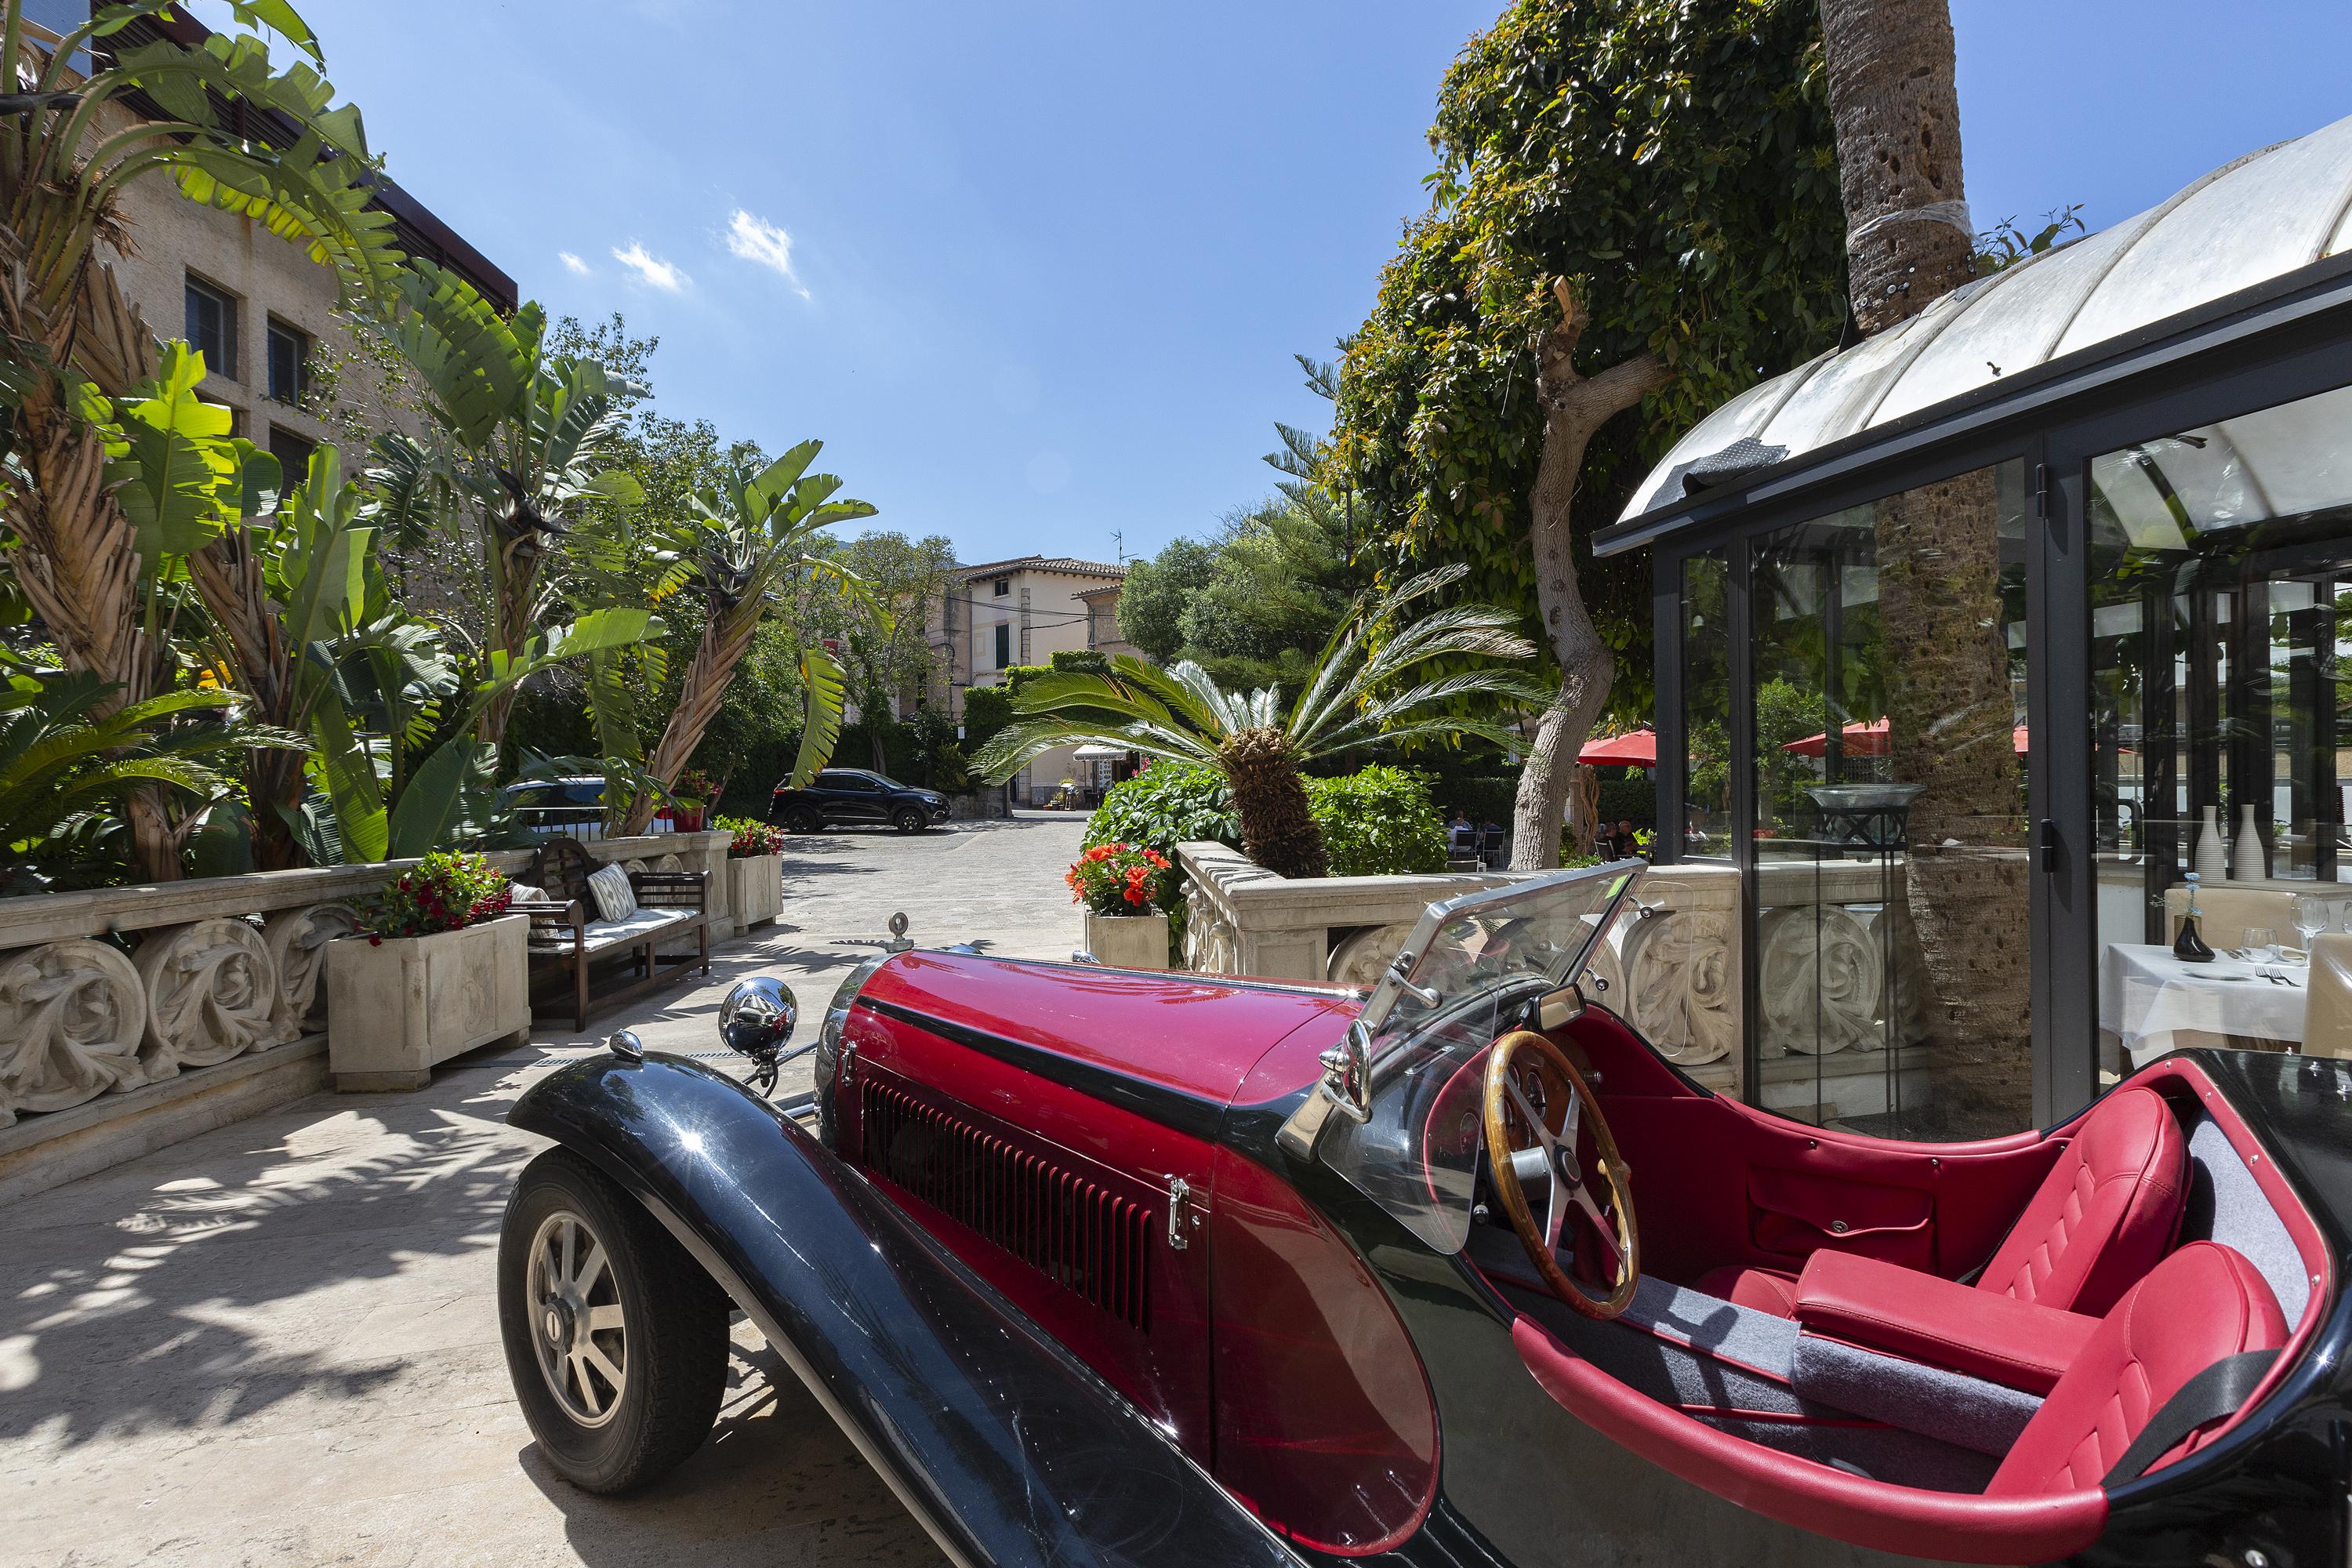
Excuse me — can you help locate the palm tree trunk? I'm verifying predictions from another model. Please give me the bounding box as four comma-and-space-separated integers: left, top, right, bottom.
1510, 281, 1671, 870
189, 533, 306, 869
1820, 0, 2030, 1129
1220, 726, 1325, 880
619, 604, 760, 836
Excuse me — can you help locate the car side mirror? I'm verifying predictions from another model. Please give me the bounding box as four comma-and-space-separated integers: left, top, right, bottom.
719, 975, 798, 1094
1537, 983, 1586, 1031
1318, 1018, 1374, 1123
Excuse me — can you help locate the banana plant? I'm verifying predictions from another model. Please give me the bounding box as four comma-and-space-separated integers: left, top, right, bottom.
0, 0, 405, 880
371, 263, 646, 748
614, 445, 875, 835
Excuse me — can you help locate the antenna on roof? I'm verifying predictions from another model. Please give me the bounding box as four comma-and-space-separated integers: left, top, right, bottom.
1112, 528, 1126, 564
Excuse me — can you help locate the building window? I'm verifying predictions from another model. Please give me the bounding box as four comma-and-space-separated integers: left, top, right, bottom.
993, 622, 1011, 670
184, 276, 237, 381
992, 577, 1011, 597
267, 320, 310, 405
269, 426, 316, 488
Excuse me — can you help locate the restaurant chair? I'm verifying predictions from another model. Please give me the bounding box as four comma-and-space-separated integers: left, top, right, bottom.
2304, 934, 2352, 1060
2163, 886, 2298, 953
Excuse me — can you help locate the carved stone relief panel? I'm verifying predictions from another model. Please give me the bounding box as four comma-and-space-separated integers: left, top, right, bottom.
1325, 923, 1418, 989
1757, 904, 1883, 1055
263, 902, 358, 1036
0, 939, 151, 1124
1621, 909, 1737, 1065
134, 917, 294, 1074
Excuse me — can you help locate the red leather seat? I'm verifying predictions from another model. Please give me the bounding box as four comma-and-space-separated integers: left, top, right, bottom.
1988, 1240, 2286, 1494
1694, 1085, 2187, 1319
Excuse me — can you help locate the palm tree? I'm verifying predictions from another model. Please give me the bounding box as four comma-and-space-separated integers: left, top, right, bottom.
611, 446, 877, 835
372, 263, 646, 750
974, 564, 1541, 879
0, 0, 401, 878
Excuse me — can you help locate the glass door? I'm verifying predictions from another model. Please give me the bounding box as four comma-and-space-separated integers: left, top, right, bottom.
1744, 459, 2038, 1139
2085, 381, 2352, 1080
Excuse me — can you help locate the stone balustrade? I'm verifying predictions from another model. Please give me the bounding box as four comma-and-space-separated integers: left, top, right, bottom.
1176, 843, 1928, 1109
0, 831, 735, 1130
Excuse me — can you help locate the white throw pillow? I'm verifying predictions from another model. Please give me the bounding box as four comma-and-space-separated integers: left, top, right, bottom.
506, 881, 546, 906
586, 863, 637, 923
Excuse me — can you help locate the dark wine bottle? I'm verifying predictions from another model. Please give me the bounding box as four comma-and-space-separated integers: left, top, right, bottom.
2175, 872, 2216, 963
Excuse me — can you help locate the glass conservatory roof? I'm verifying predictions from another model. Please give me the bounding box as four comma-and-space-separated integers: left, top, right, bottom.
1618, 111, 2352, 527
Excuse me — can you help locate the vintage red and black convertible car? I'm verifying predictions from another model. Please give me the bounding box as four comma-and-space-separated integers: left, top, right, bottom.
497, 866, 2352, 1566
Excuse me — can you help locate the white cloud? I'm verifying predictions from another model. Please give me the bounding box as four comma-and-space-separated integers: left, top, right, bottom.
610, 242, 688, 292
724, 209, 809, 298
557, 250, 590, 275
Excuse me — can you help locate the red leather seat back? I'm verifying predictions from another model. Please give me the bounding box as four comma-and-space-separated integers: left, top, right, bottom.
1976, 1086, 2185, 1316
1987, 1241, 2286, 1495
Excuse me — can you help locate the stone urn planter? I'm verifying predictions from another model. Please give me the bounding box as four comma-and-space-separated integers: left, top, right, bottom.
326, 913, 530, 1091
731, 853, 784, 929
1083, 909, 1170, 971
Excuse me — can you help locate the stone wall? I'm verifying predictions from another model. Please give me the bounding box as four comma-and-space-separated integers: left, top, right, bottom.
0, 832, 735, 1131
1177, 844, 1931, 1112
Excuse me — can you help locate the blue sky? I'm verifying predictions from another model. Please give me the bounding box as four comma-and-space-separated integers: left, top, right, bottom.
198, 2, 2351, 568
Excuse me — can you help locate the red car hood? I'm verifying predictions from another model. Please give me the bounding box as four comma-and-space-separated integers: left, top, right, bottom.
858, 949, 1359, 1107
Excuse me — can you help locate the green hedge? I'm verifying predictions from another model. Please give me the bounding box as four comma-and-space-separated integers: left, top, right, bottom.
1302, 764, 1446, 876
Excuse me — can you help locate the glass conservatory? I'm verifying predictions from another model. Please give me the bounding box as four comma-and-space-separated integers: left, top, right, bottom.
1601, 111, 2352, 1142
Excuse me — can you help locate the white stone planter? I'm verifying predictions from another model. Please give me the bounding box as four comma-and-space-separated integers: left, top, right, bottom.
730, 854, 783, 929
325, 913, 530, 1091
1084, 910, 1170, 971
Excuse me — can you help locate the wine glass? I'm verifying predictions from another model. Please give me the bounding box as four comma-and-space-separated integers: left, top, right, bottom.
2243, 927, 2280, 967
2295, 895, 2330, 961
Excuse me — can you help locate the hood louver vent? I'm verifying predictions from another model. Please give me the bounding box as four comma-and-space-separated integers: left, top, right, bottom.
858, 1078, 1153, 1331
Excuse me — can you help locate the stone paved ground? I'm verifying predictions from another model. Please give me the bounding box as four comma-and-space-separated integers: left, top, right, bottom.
0, 814, 1091, 1568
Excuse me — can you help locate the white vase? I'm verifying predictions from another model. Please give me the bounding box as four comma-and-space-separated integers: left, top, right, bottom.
2233, 804, 2267, 881
2193, 805, 2229, 884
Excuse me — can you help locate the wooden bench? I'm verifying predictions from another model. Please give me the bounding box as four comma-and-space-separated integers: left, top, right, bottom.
513, 838, 711, 1031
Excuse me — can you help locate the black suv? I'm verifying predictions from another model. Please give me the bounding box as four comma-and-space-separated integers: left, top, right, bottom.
770, 768, 950, 833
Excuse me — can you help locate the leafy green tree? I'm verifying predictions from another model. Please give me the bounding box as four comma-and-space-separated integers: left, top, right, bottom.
1116, 536, 1216, 662
0, 0, 404, 878
815, 529, 957, 708
976, 564, 1539, 878
1334, 0, 1846, 867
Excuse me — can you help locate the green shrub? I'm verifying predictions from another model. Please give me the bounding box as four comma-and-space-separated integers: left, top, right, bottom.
961, 684, 1016, 761
1304, 764, 1447, 876
1083, 764, 1236, 964
1083, 763, 1237, 855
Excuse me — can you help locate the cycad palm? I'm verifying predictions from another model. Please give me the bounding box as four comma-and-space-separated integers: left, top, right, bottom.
975, 564, 1539, 878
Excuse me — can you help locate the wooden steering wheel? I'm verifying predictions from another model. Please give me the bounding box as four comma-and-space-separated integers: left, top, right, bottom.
1483, 1029, 1639, 1319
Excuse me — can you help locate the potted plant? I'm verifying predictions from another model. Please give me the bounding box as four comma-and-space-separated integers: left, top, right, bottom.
1067, 842, 1175, 971
666, 767, 719, 833
326, 851, 531, 1090
722, 816, 787, 929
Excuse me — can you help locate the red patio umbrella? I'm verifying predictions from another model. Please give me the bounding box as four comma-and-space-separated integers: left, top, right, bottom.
1577, 728, 1657, 767
1784, 718, 2041, 757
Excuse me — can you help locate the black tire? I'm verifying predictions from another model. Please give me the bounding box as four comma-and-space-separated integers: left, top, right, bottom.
892, 806, 927, 833
784, 805, 823, 834
499, 1148, 729, 1494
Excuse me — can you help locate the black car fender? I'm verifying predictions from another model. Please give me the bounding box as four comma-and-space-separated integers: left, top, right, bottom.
509, 1051, 1303, 1568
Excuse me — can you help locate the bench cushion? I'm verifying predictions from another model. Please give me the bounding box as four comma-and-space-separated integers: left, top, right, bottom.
530, 906, 699, 953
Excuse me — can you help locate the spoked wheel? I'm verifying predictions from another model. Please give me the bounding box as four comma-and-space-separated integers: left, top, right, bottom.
784, 807, 822, 834
499, 1149, 730, 1493
892, 807, 927, 833
527, 1208, 629, 1427
1483, 1029, 1640, 1319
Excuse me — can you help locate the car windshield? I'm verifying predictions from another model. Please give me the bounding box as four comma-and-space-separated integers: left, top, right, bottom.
1319, 862, 1640, 1254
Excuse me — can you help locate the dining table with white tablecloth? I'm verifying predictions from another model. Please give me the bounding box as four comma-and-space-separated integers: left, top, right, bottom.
2098, 943, 2307, 1065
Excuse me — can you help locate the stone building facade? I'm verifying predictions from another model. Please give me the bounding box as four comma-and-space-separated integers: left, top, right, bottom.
924, 556, 1129, 804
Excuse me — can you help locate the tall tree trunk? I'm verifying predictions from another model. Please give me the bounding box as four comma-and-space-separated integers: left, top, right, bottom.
619, 604, 762, 836
189, 532, 306, 870
1819, 0, 1976, 335
1821, 0, 2031, 1131
0, 246, 180, 881
1510, 281, 1671, 870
